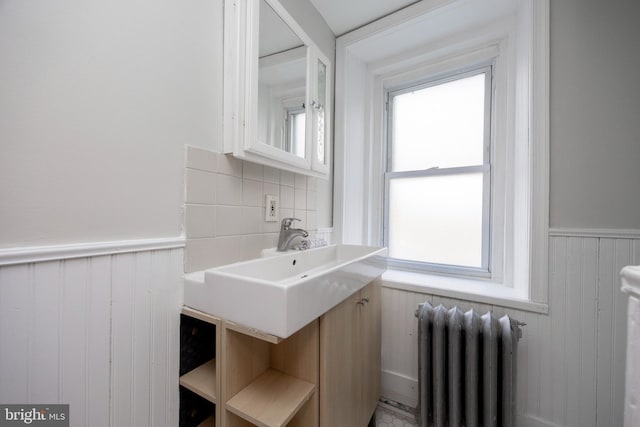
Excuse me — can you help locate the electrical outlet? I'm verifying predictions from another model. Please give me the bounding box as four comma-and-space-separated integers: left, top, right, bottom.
265, 195, 279, 222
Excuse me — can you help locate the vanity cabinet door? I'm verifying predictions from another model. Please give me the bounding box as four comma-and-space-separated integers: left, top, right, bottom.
319, 290, 360, 427
359, 279, 382, 426
320, 278, 382, 427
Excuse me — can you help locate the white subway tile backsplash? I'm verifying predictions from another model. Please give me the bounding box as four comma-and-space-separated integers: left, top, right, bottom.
280, 208, 294, 222
263, 233, 279, 249
242, 179, 263, 207
306, 190, 317, 211
211, 236, 242, 267
185, 169, 216, 204
184, 146, 325, 268
217, 153, 242, 177
293, 210, 307, 230
241, 206, 262, 234
263, 216, 280, 234
185, 238, 217, 272
294, 187, 307, 210
216, 174, 243, 206
280, 170, 295, 186
307, 210, 317, 231
185, 205, 216, 238
216, 206, 243, 236
240, 234, 282, 260
263, 182, 279, 203
186, 146, 217, 172
294, 173, 307, 189
307, 176, 317, 191
263, 166, 280, 184
280, 185, 295, 209
243, 161, 263, 181
186, 236, 243, 271
240, 234, 265, 260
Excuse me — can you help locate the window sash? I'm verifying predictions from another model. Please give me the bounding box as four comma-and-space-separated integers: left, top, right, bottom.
383, 166, 491, 276
383, 66, 493, 277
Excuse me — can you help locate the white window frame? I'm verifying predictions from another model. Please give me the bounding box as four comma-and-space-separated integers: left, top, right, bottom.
384, 65, 494, 277
333, 0, 549, 311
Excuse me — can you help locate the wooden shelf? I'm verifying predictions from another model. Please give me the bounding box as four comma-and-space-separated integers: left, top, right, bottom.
179, 359, 217, 403
226, 369, 315, 427
198, 415, 215, 427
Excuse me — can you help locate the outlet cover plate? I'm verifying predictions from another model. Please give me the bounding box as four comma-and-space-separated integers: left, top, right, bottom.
265, 195, 279, 222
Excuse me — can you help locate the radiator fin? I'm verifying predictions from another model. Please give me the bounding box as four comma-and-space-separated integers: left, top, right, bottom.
417, 302, 522, 427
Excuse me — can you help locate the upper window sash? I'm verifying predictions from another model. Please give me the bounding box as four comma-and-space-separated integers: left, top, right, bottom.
385, 65, 493, 173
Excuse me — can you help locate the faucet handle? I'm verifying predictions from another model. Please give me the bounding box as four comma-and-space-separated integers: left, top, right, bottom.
281, 217, 301, 229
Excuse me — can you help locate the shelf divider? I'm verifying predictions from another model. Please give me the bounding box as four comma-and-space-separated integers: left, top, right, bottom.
179, 359, 217, 403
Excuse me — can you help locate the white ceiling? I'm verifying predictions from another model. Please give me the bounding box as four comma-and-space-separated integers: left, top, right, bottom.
309, 0, 420, 35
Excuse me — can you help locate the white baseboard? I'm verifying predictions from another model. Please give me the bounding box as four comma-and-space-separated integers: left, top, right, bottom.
517, 413, 564, 427
382, 369, 564, 427
381, 369, 418, 409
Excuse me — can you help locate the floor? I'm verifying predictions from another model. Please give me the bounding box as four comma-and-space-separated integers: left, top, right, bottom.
375, 404, 418, 427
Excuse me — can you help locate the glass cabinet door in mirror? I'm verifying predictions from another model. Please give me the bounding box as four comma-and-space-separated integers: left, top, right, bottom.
315, 59, 327, 165
310, 52, 330, 174
257, 0, 308, 159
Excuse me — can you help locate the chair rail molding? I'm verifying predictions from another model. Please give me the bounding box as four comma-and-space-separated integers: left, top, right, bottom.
549, 227, 640, 239
0, 236, 186, 266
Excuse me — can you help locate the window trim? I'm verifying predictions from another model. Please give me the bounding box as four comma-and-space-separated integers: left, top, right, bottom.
383, 66, 494, 277
333, 0, 549, 306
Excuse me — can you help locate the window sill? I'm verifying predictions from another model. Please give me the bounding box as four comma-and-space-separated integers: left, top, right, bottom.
382, 269, 549, 314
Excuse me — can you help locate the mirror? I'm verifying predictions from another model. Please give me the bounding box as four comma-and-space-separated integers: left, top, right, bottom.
257, 0, 308, 159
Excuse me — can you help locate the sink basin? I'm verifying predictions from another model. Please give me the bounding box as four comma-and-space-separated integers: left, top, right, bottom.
183, 244, 387, 338
260, 247, 298, 257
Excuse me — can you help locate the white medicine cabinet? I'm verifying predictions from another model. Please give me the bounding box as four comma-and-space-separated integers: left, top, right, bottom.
223, 0, 332, 178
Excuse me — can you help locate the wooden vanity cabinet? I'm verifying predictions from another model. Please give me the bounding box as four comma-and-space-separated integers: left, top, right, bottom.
319, 278, 382, 427
180, 277, 381, 427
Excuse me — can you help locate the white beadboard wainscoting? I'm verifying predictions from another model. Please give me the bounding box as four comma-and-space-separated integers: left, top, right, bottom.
381, 232, 640, 427
0, 240, 184, 427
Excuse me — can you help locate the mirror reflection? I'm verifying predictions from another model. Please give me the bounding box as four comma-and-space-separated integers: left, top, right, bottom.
258, 0, 308, 158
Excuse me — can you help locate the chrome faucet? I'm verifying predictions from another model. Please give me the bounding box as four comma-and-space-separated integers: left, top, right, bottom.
277, 218, 309, 251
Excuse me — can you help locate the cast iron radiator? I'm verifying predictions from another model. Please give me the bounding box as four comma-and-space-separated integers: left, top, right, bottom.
415, 302, 523, 427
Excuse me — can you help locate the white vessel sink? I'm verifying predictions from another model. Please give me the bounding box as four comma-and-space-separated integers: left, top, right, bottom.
184, 244, 387, 338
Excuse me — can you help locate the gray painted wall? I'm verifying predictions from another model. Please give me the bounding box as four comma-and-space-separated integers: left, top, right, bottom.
0, 0, 222, 248
550, 0, 640, 230
0, 0, 334, 248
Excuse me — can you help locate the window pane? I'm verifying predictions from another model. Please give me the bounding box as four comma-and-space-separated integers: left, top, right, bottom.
289, 111, 306, 158
388, 173, 484, 268
391, 73, 486, 172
